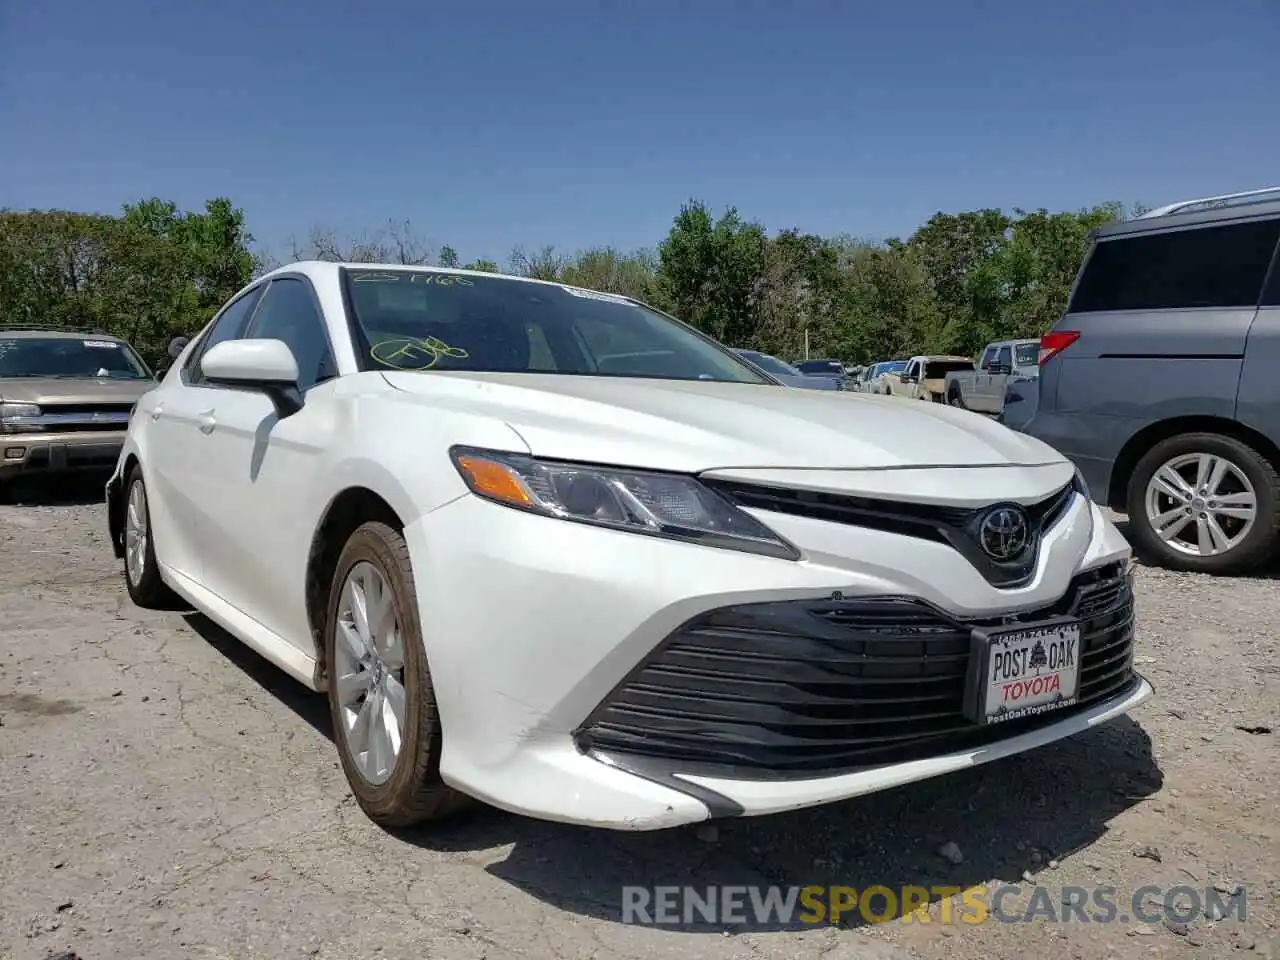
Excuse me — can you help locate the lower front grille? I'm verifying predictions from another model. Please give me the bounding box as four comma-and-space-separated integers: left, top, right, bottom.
575, 563, 1136, 778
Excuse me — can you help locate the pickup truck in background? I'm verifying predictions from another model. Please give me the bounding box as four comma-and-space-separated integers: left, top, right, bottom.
943, 338, 1040, 413
884, 355, 976, 402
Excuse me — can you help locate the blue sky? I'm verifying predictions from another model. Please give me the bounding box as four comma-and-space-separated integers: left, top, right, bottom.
2, 0, 1276, 264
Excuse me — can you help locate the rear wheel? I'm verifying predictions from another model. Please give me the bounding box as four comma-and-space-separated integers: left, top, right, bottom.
324, 521, 469, 827
1125, 432, 1280, 575
123, 465, 177, 608
948, 385, 967, 409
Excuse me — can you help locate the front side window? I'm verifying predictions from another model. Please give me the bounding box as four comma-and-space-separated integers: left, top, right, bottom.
0, 336, 151, 380
995, 346, 1012, 368
187, 286, 264, 383
246, 277, 337, 391
980, 346, 998, 368
341, 269, 769, 384
1070, 218, 1280, 313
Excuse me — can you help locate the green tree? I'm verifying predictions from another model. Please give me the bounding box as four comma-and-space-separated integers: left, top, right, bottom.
655, 201, 768, 344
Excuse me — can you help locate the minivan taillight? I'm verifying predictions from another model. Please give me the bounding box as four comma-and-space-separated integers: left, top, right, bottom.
1039, 330, 1080, 365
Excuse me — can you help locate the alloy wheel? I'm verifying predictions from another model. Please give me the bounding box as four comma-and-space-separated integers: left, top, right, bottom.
333, 561, 407, 786
125, 479, 149, 586
1143, 452, 1258, 558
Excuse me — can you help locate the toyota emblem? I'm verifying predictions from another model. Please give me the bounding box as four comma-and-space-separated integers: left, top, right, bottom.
978, 505, 1030, 561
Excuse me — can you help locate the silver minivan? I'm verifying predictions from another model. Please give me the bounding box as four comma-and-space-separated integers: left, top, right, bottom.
1023, 187, 1280, 576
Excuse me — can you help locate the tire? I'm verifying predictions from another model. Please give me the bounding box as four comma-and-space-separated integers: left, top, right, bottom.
1125, 432, 1280, 576
122, 464, 177, 608
948, 386, 967, 409
324, 521, 469, 828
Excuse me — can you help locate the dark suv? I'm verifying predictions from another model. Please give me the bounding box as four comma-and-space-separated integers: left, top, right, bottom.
1023, 186, 1280, 575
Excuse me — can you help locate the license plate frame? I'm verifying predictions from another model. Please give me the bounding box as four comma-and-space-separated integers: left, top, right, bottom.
963, 616, 1082, 725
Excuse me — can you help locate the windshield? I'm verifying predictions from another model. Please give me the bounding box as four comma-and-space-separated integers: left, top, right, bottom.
1015, 343, 1039, 366
342, 269, 769, 384
924, 360, 975, 378
0, 336, 152, 380
738, 350, 802, 378
873, 360, 908, 377
796, 359, 843, 375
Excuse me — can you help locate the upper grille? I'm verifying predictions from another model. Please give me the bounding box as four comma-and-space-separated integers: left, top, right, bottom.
575, 563, 1136, 778
20, 402, 133, 432
705, 479, 1077, 589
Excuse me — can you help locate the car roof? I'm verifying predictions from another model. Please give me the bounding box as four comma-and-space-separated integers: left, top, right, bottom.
259, 259, 596, 293
1095, 187, 1280, 241
0, 329, 126, 342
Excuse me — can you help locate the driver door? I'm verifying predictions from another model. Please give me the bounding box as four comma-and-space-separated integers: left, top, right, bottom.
901, 360, 922, 398
143, 285, 265, 583
190, 275, 340, 653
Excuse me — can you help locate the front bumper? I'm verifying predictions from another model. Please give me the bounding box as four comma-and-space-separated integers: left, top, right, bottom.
406, 488, 1148, 830
0, 430, 126, 480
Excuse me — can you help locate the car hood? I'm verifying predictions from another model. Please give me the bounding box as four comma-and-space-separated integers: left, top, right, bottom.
0, 377, 155, 405
380, 371, 1067, 472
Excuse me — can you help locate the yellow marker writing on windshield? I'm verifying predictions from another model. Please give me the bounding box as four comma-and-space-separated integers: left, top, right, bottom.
371, 336, 469, 371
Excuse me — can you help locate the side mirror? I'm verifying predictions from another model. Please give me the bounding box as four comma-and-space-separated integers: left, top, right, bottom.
168, 336, 191, 359
201, 339, 303, 417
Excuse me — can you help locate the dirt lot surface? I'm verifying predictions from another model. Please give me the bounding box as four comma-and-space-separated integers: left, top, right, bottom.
1, 479, 1277, 960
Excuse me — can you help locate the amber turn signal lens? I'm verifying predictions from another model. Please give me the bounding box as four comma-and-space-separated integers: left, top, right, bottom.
455, 455, 534, 506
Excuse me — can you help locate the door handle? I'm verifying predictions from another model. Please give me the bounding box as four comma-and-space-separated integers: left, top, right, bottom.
197, 409, 217, 434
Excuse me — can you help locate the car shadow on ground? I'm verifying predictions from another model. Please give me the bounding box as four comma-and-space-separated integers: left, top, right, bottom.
0, 473, 108, 506
184, 612, 1163, 932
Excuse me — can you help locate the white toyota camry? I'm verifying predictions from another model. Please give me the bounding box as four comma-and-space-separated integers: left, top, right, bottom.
105, 261, 1152, 831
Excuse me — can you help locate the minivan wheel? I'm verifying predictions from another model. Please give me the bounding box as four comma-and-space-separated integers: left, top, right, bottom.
1126, 433, 1280, 575
324, 521, 469, 828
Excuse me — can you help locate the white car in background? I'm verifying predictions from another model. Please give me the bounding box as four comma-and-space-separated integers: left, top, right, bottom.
105, 262, 1150, 831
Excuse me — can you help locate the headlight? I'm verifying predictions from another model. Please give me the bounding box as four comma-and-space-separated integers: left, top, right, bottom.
1071, 464, 1090, 500
0, 402, 42, 433
449, 446, 801, 560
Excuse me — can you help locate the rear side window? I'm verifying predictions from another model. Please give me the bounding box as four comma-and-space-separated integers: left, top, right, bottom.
1069, 218, 1280, 313
1014, 343, 1039, 366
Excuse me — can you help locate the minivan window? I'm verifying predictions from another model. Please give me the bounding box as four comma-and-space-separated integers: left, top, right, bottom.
1069, 218, 1280, 313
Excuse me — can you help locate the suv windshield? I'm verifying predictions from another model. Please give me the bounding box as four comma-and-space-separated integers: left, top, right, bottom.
342, 269, 769, 384
737, 350, 801, 378
0, 336, 152, 379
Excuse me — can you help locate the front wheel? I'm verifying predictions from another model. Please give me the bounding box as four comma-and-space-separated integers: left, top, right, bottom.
325, 521, 470, 827
1125, 433, 1280, 575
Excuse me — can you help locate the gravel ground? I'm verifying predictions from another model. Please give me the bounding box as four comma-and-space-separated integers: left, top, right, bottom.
1, 477, 1277, 960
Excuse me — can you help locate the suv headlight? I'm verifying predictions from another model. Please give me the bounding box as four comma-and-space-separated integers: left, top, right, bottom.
0, 402, 42, 433
449, 446, 801, 560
